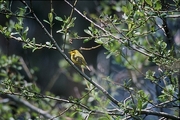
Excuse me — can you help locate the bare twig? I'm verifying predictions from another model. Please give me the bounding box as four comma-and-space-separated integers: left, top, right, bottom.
70, 34, 110, 41
140, 109, 180, 120
80, 44, 101, 50
165, 14, 180, 18
19, 57, 33, 80
85, 111, 92, 120
49, 105, 74, 120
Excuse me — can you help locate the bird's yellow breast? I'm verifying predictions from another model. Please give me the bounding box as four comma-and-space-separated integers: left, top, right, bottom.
69, 50, 86, 66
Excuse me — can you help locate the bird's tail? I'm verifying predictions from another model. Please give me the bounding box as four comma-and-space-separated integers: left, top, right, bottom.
86, 65, 91, 71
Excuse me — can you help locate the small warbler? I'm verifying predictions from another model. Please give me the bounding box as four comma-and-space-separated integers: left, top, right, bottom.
69, 50, 90, 71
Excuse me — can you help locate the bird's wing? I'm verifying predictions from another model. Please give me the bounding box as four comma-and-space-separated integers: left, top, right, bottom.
74, 56, 84, 65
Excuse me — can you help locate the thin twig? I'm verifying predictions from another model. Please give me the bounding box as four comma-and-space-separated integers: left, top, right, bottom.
0, 11, 35, 19
80, 44, 101, 50
19, 57, 33, 80
49, 105, 74, 120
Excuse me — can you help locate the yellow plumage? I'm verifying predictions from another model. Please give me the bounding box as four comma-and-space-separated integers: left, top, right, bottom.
69, 50, 90, 71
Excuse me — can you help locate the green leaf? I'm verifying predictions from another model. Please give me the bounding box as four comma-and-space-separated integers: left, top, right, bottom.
135, 10, 144, 17
145, 0, 152, 6
161, 42, 167, 50
23, 27, 29, 33
84, 29, 92, 36
32, 47, 38, 52
14, 23, 23, 31
155, 1, 162, 10
0, 25, 2, 30
83, 38, 90, 43
6, 14, 10, 18
43, 19, 50, 24
137, 99, 142, 111
95, 39, 103, 44
145, 70, 156, 81
55, 16, 63, 21
48, 12, 53, 23
5, 31, 11, 37
45, 41, 51, 46
122, 6, 128, 15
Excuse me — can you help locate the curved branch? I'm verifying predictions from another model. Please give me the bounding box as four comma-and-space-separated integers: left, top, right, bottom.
140, 109, 180, 120
20, 0, 120, 107
3, 94, 53, 119
1, 91, 124, 116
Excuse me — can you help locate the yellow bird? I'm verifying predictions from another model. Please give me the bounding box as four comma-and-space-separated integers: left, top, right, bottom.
69, 50, 90, 71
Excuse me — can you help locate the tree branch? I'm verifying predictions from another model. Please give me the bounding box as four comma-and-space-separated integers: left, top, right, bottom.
20, 0, 120, 107
3, 94, 53, 119
140, 109, 180, 120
